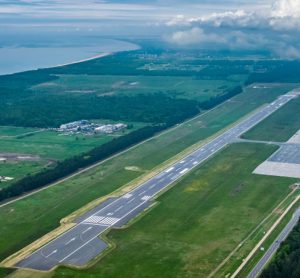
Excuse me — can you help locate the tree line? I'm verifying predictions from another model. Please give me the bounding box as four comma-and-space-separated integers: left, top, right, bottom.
0, 125, 165, 201
0, 84, 245, 202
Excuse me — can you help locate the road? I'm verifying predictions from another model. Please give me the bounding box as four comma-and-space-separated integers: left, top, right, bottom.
247, 207, 300, 278
15, 90, 300, 271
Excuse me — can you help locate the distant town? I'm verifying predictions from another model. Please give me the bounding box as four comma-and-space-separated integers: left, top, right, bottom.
55, 120, 128, 136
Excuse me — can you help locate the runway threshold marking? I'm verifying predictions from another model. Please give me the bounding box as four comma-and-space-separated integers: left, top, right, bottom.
58, 199, 151, 263
141, 195, 151, 201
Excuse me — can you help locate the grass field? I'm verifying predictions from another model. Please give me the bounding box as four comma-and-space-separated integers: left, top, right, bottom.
0, 127, 39, 137
32, 74, 246, 102
0, 161, 46, 189
53, 143, 295, 278
0, 122, 145, 160
0, 84, 294, 266
243, 96, 300, 142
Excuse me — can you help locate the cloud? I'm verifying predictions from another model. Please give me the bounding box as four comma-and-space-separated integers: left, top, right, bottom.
165, 0, 300, 58
272, 0, 300, 17
167, 0, 300, 31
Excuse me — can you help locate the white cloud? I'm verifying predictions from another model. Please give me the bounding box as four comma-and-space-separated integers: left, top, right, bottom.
165, 0, 300, 58
272, 0, 300, 17
167, 27, 227, 46
166, 0, 300, 30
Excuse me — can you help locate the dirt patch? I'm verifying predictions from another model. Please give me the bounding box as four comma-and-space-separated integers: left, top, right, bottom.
0, 153, 41, 162
125, 166, 144, 172
274, 208, 284, 215
229, 183, 246, 197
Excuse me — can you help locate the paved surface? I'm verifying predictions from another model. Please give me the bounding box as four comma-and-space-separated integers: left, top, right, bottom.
247, 208, 300, 278
269, 144, 300, 164
253, 124, 300, 179
288, 129, 300, 144
15, 90, 300, 271
254, 161, 300, 179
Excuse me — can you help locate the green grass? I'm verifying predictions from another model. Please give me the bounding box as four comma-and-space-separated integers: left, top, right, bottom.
243, 96, 300, 142
0, 123, 145, 160
53, 143, 295, 278
0, 127, 38, 137
0, 84, 295, 263
32, 74, 245, 102
0, 161, 46, 189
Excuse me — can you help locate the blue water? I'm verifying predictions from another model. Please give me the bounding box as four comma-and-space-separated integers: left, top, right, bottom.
0, 37, 139, 76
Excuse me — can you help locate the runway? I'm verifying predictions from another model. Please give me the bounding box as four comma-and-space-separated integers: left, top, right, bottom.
15, 90, 300, 271
247, 208, 300, 278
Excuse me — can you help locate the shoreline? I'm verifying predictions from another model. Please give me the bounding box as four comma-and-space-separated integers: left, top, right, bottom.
0, 52, 112, 77
0, 43, 140, 77
52, 52, 112, 69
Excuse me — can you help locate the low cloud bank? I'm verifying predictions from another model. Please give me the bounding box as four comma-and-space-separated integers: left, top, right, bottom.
166, 0, 300, 59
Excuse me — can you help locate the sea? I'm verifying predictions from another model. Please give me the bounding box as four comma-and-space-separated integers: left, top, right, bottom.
0, 33, 139, 76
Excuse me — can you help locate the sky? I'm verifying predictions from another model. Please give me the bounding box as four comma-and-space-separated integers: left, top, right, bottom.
1, 0, 300, 58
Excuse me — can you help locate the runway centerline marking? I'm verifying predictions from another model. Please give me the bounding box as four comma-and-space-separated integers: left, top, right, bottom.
65, 237, 76, 245
82, 227, 92, 234
45, 249, 57, 258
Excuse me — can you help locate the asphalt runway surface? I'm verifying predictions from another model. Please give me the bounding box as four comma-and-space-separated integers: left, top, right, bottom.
269, 144, 300, 164
247, 208, 300, 278
16, 91, 300, 271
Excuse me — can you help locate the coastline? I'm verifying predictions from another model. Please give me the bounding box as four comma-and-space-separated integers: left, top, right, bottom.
0, 52, 112, 77
51, 52, 112, 69
0, 41, 140, 77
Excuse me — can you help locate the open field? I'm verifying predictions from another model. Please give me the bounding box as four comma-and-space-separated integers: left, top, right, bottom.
0, 161, 46, 189
32, 74, 245, 102
51, 143, 295, 277
0, 127, 39, 137
0, 84, 294, 266
0, 123, 144, 161
243, 96, 300, 142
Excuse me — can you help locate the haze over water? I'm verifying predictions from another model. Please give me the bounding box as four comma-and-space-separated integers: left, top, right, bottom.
0, 34, 139, 76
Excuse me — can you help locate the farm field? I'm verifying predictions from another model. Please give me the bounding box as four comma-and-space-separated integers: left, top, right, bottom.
243, 96, 300, 142
51, 143, 295, 277
32, 74, 246, 102
0, 122, 144, 161
0, 161, 46, 189
0, 84, 294, 266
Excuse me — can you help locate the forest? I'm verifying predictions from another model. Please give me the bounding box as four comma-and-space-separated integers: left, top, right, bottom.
3, 49, 291, 201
